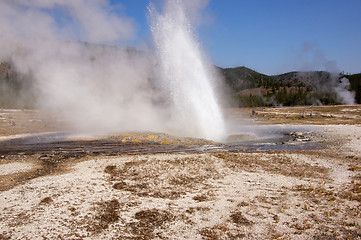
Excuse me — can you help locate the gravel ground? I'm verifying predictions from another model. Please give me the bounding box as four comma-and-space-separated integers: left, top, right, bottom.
0, 107, 360, 239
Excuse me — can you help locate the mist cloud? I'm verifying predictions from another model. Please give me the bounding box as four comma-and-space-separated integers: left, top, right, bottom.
0, 0, 166, 135
334, 77, 356, 105
0, 0, 135, 43
0, 0, 225, 139
293, 42, 356, 105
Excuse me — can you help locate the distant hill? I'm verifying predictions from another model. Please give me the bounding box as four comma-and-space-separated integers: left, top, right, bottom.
1, 60, 360, 109
220, 66, 361, 107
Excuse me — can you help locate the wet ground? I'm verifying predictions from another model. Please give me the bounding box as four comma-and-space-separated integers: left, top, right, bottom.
0, 124, 323, 192
0, 127, 322, 157
4, 105, 359, 158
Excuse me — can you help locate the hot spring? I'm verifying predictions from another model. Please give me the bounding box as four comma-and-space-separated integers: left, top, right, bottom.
0, 0, 324, 151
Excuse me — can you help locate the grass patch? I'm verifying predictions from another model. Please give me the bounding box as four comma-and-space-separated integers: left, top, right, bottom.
185, 207, 211, 215
199, 224, 245, 240
88, 199, 120, 233
193, 194, 209, 202
230, 211, 253, 226
199, 227, 221, 240
348, 164, 361, 172
214, 152, 328, 179
128, 209, 174, 239
104, 156, 221, 199
39, 197, 53, 205
104, 165, 116, 174
6, 212, 31, 227
338, 181, 361, 202
293, 184, 337, 202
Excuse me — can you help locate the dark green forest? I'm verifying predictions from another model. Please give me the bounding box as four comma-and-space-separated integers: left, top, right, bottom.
221, 66, 361, 107
346, 73, 361, 104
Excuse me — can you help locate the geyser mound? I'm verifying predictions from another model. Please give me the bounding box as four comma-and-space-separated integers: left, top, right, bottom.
149, 0, 226, 141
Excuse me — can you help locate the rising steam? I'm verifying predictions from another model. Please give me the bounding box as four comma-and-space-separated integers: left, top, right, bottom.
294, 42, 356, 105
0, 0, 226, 141
334, 77, 356, 105
149, 0, 225, 140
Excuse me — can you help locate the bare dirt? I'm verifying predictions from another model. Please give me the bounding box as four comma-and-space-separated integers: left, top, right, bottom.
0, 105, 361, 239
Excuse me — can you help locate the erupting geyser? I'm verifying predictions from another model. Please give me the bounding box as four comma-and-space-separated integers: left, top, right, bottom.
149, 0, 226, 141
0, 0, 226, 142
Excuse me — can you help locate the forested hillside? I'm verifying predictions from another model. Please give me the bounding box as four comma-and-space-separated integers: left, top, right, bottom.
220, 66, 361, 107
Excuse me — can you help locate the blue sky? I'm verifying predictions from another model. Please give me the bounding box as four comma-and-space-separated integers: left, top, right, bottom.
117, 0, 361, 75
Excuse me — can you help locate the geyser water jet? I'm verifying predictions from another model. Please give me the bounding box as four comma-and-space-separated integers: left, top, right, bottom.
149, 0, 226, 141
0, 0, 226, 141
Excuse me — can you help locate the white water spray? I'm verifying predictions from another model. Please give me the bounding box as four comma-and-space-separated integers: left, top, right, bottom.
149, 0, 226, 141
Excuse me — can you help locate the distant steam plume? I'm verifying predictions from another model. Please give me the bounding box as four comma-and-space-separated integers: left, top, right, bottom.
334, 77, 356, 105
294, 42, 356, 105
296, 42, 338, 72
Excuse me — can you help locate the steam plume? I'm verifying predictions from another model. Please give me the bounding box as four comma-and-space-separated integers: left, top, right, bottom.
334, 77, 356, 105
149, 0, 225, 140
0, 0, 226, 140
294, 42, 356, 105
